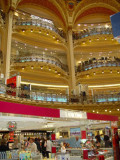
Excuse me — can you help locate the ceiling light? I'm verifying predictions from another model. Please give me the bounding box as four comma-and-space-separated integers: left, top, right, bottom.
111, 38, 114, 41
22, 29, 25, 32
89, 84, 120, 88
82, 41, 85, 44
97, 38, 99, 41
39, 30, 41, 33
78, 24, 81, 26
53, 36, 55, 39
55, 70, 57, 73
57, 39, 59, 42
105, 110, 107, 112
93, 110, 95, 112
45, 48, 48, 51
117, 71, 120, 74
97, 111, 99, 113
93, 72, 96, 75
31, 29, 33, 32
89, 39, 91, 42
31, 66, 34, 69
117, 109, 120, 111
91, 24, 94, 26
47, 33, 49, 35
22, 67, 24, 70
49, 68, 51, 71
105, 37, 107, 40
109, 111, 111, 113
14, 12, 18, 16
102, 71, 104, 74
84, 24, 87, 26
41, 66, 43, 69
35, 46, 38, 48
21, 81, 68, 88
105, 24, 109, 28
58, 73, 60, 76
110, 70, 112, 73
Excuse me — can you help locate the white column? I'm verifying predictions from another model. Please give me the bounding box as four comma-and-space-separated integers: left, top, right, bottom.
67, 29, 76, 94
4, 10, 13, 79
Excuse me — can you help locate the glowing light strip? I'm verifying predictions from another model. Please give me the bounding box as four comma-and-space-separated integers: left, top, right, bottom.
89, 84, 120, 88
21, 81, 68, 88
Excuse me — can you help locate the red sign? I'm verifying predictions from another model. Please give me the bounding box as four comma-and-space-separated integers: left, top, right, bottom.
7, 76, 17, 87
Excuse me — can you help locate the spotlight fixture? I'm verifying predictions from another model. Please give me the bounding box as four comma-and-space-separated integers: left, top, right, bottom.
22, 67, 24, 70
93, 110, 95, 112
45, 48, 48, 51
117, 71, 120, 74
105, 110, 107, 112
47, 33, 49, 35
58, 73, 60, 76
41, 66, 43, 69
109, 111, 111, 113
49, 68, 51, 71
31, 66, 34, 69
89, 39, 91, 42
31, 29, 33, 32
102, 71, 104, 74
117, 109, 120, 111
39, 30, 41, 33
93, 72, 96, 75
78, 24, 81, 26
110, 70, 112, 73
55, 70, 57, 73
22, 29, 25, 32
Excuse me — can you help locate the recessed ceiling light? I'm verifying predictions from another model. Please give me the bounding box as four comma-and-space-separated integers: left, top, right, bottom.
45, 48, 48, 51
78, 24, 81, 26
117, 109, 120, 111
31, 29, 33, 32
109, 111, 111, 113
105, 110, 107, 112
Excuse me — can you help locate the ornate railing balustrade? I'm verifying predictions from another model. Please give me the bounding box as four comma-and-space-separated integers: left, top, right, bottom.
11, 54, 68, 72
76, 59, 120, 72
0, 83, 120, 104
73, 27, 112, 40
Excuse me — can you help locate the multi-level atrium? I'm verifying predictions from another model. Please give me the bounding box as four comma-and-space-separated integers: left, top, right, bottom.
0, 0, 120, 116
0, 1, 120, 160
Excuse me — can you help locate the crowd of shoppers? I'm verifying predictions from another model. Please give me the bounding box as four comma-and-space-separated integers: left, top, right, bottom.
0, 135, 52, 158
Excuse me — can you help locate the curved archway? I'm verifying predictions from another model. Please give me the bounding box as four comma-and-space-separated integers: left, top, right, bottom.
17, 0, 67, 28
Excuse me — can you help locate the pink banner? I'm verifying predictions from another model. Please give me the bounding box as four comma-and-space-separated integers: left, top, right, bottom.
87, 113, 118, 121
0, 101, 60, 118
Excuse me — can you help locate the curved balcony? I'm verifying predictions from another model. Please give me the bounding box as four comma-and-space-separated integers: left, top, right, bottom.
73, 27, 112, 40
76, 58, 120, 72
13, 18, 66, 39
0, 83, 120, 104
11, 54, 68, 72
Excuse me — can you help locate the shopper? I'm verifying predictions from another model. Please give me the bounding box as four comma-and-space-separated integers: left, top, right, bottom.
34, 138, 41, 152
61, 142, 66, 153
28, 138, 37, 153
12, 138, 21, 150
75, 136, 81, 148
46, 137, 52, 158
24, 137, 30, 149
0, 140, 9, 152
95, 135, 101, 149
41, 138, 46, 158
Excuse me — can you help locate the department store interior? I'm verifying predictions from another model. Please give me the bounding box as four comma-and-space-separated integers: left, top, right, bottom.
0, 0, 120, 159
